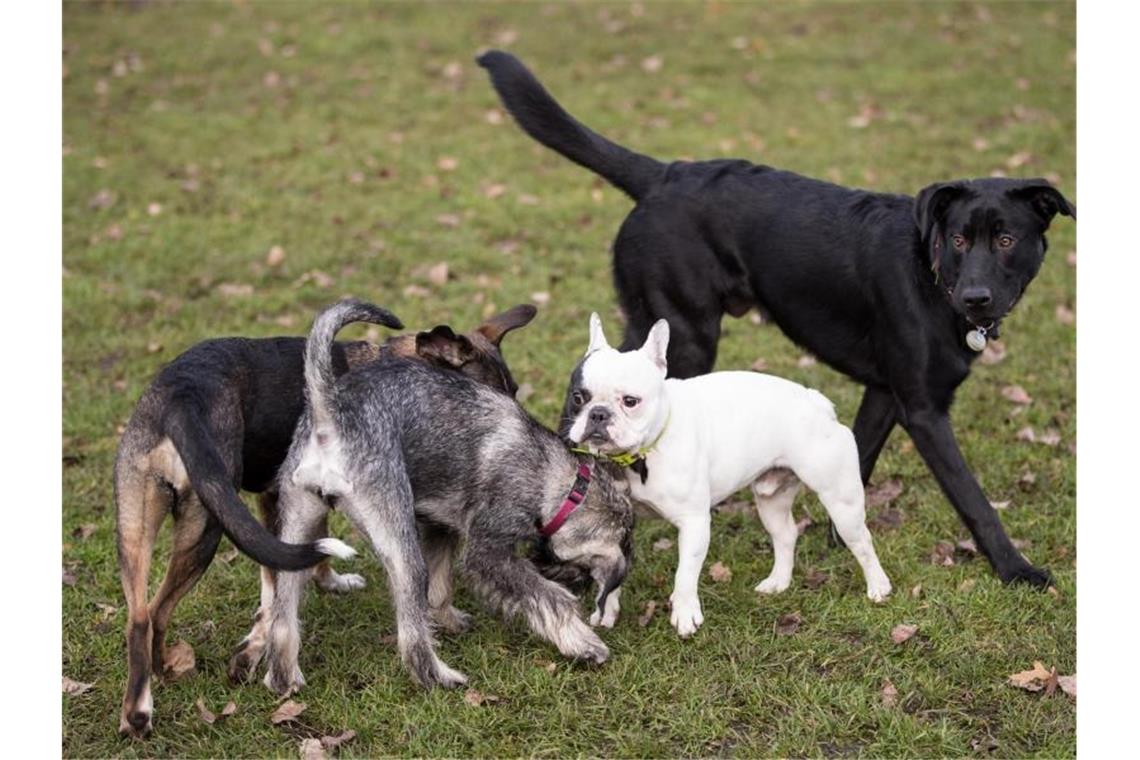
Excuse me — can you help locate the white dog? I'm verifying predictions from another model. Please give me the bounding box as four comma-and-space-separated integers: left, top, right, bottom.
563, 314, 892, 637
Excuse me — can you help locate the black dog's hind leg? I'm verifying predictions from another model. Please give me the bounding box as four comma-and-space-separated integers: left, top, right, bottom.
901, 407, 1052, 587
828, 385, 898, 547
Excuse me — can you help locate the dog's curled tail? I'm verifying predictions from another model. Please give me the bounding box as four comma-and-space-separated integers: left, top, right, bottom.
476, 50, 666, 200
162, 401, 357, 570
305, 298, 403, 431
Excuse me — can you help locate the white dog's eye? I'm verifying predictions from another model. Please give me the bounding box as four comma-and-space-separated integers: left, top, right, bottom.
622, 395, 640, 408
572, 390, 586, 407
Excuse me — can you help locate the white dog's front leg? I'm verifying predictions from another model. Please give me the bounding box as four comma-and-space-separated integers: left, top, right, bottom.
670, 516, 711, 638
589, 586, 621, 628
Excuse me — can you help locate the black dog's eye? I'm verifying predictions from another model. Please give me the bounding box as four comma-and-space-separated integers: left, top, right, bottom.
572, 390, 586, 407
951, 234, 967, 250
622, 395, 640, 408
996, 234, 1015, 250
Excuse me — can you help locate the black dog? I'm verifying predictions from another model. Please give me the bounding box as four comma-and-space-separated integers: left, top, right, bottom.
478, 50, 1075, 587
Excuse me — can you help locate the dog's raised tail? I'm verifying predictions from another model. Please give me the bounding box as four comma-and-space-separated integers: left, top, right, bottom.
477, 50, 666, 200
305, 299, 403, 430
162, 401, 357, 571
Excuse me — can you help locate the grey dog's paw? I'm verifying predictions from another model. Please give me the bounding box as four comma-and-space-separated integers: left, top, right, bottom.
432, 605, 474, 635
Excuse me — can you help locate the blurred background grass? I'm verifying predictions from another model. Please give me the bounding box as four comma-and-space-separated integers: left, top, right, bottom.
63, 2, 1074, 757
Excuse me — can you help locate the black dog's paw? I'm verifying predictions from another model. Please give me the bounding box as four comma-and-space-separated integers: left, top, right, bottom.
1000, 562, 1054, 589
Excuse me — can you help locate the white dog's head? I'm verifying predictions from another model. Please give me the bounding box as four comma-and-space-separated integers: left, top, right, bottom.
560, 313, 670, 455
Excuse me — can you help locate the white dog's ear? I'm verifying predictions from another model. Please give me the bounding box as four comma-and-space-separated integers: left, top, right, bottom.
587, 312, 610, 355
641, 319, 670, 373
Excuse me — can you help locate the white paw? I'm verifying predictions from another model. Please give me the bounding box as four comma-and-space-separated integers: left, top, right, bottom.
433, 659, 468, 689
317, 571, 366, 593
589, 606, 619, 628
669, 594, 703, 638
754, 574, 792, 595
866, 574, 893, 603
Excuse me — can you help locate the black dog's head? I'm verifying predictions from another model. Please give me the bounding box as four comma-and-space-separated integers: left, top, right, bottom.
914, 177, 1075, 326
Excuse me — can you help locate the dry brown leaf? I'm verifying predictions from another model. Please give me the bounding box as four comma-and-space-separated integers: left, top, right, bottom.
991, 500, 1011, 510
708, 561, 732, 583
641, 54, 664, 73
482, 182, 507, 199
866, 478, 904, 508
96, 602, 117, 622
196, 698, 217, 724
271, 699, 307, 724
881, 678, 898, 707
931, 541, 955, 567
749, 357, 768, 372
638, 600, 658, 627
220, 701, 237, 719
62, 676, 94, 696
869, 507, 903, 532
403, 284, 430, 299
536, 660, 557, 674
797, 354, 817, 368
1038, 429, 1062, 447
218, 546, 241, 564
427, 262, 449, 287
1001, 385, 1033, 405
958, 578, 977, 593
910, 584, 923, 598
1006, 151, 1034, 170
775, 612, 801, 635
1008, 661, 1054, 692
652, 537, 673, 552
795, 514, 814, 535
890, 623, 918, 644
321, 730, 356, 750
803, 568, 830, 589
1057, 674, 1076, 697
980, 339, 1007, 365
517, 193, 540, 206
436, 156, 458, 172
88, 188, 117, 210
62, 566, 77, 586
1019, 470, 1037, 489
1016, 426, 1037, 443
217, 282, 254, 298
1055, 304, 1075, 325
436, 213, 461, 228
463, 689, 501, 707
300, 737, 327, 760
164, 640, 196, 679
73, 523, 97, 540
971, 736, 1000, 753
956, 538, 979, 556
147, 202, 163, 217
515, 383, 534, 404
1066, 250, 1076, 267
484, 108, 504, 125
530, 291, 551, 306
266, 245, 286, 267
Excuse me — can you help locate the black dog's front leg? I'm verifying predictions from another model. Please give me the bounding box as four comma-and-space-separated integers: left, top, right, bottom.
901, 407, 1053, 587
461, 543, 609, 663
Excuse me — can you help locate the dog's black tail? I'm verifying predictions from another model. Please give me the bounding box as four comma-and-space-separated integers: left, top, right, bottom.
477, 50, 667, 201
162, 401, 357, 571
305, 299, 403, 432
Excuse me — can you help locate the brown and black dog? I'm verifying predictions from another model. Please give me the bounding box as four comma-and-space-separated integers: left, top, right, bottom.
115, 304, 535, 737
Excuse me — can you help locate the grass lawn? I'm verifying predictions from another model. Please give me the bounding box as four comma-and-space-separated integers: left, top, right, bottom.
62, 2, 1075, 757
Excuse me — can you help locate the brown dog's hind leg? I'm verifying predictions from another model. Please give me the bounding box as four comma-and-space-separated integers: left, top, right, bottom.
116, 465, 171, 738
146, 493, 223, 676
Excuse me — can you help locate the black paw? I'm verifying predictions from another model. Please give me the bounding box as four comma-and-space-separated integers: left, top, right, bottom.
999, 562, 1054, 589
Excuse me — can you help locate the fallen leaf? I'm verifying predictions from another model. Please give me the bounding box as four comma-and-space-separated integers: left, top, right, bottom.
652, 537, 673, 552
436, 156, 458, 172
991, 500, 1011, 510
266, 245, 286, 267
930, 541, 955, 567
196, 698, 217, 724
516, 193, 540, 206
218, 546, 241, 564
910, 584, 922, 598
321, 730, 356, 750
749, 357, 768, 372
1055, 304, 1075, 325
1016, 426, 1037, 443
219, 701, 237, 719
708, 561, 732, 583
972, 137, 990, 152
971, 736, 1000, 753
1006, 150, 1034, 170
62, 676, 94, 696
216, 282, 254, 298
441, 61, 463, 80
164, 640, 196, 679
72, 523, 97, 540
956, 538, 979, 556
482, 182, 506, 199
530, 291, 551, 305
1001, 385, 1033, 405
1066, 250, 1076, 267
427, 262, 449, 287
866, 478, 903, 508
775, 612, 801, 635
797, 354, 817, 368
270, 699, 307, 724
638, 600, 658, 627
536, 660, 557, 674
1057, 674, 1076, 698
979, 339, 1006, 365
515, 383, 534, 404
403, 284, 430, 298
890, 623, 918, 644
881, 678, 898, 707
300, 737, 327, 760
147, 202, 163, 217
88, 188, 117, 210
795, 514, 814, 535
62, 567, 77, 586
869, 507, 903, 532
958, 578, 977, 592
641, 54, 664, 73
1019, 470, 1037, 489
96, 602, 117, 622
463, 689, 501, 707
147, 341, 162, 354
484, 108, 504, 125
1038, 429, 1062, 447
1008, 661, 1054, 692
436, 213, 461, 228
803, 568, 830, 589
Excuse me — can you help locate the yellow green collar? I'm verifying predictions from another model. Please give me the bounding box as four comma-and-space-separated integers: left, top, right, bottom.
572, 413, 670, 468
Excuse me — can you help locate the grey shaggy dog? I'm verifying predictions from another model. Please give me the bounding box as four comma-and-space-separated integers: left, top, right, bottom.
248, 299, 635, 694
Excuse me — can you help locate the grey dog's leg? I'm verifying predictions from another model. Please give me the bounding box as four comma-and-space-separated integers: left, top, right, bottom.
337, 484, 466, 689
462, 542, 609, 664
261, 487, 327, 697
422, 524, 472, 635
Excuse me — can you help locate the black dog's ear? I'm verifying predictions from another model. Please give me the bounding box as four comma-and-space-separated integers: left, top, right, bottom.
914, 181, 969, 239
415, 325, 477, 367
477, 303, 537, 346
1007, 179, 1076, 222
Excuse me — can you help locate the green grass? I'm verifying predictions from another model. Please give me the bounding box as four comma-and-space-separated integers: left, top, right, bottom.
63, 2, 1075, 757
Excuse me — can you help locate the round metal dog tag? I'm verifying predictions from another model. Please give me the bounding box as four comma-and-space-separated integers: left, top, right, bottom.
965, 329, 987, 352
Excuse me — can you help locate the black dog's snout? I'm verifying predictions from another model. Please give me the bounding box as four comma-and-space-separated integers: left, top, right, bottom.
961, 287, 993, 308
588, 406, 612, 425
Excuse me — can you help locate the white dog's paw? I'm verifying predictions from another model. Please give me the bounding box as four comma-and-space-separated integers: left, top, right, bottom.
866, 574, 893, 603
754, 574, 792, 595
669, 594, 704, 638
589, 606, 619, 629
316, 571, 366, 593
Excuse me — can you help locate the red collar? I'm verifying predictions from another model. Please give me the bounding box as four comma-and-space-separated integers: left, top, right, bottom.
539, 463, 592, 537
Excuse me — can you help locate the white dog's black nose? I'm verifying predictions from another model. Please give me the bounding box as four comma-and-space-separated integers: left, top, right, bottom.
588, 406, 612, 424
